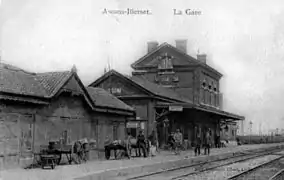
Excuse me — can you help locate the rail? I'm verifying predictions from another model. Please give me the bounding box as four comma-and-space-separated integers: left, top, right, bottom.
269, 169, 284, 180
227, 155, 284, 179
172, 151, 284, 180
126, 146, 284, 180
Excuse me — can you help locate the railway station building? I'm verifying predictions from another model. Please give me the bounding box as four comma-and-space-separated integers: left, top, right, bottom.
89, 40, 244, 148
0, 63, 134, 166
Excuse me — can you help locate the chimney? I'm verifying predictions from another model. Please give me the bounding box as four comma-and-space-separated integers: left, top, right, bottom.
197, 54, 207, 64
147, 41, 159, 53
175, 39, 188, 53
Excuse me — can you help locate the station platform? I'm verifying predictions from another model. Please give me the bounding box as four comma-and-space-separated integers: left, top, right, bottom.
1, 143, 284, 180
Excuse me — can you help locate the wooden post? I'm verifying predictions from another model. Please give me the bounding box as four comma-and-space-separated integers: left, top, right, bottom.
96, 119, 99, 159
3, 137, 6, 169
17, 115, 21, 165
32, 114, 35, 155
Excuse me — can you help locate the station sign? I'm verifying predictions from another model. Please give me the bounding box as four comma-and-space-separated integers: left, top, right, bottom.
126, 122, 138, 128
169, 105, 183, 112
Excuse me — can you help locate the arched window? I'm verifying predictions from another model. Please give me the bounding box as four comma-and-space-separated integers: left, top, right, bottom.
208, 82, 212, 90
158, 53, 173, 70
202, 79, 206, 88
213, 84, 217, 92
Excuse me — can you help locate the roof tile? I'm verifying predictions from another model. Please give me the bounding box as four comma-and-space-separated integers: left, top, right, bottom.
87, 87, 134, 111
0, 63, 71, 98
125, 73, 192, 103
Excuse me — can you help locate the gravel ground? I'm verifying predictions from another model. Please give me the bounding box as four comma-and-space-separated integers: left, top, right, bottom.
0, 144, 283, 180
232, 158, 284, 180
183, 154, 283, 180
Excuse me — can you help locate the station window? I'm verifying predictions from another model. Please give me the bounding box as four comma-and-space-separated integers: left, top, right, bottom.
215, 94, 219, 107
213, 86, 217, 92
108, 88, 122, 95
211, 93, 215, 106
202, 81, 206, 88
205, 90, 209, 104
200, 89, 205, 104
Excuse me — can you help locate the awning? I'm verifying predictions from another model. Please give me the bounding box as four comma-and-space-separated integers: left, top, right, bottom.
194, 106, 245, 120
155, 102, 244, 121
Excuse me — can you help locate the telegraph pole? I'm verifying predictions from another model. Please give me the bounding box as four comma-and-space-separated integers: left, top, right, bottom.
249, 121, 253, 144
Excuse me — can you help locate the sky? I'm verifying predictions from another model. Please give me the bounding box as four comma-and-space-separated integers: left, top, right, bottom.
1, 0, 284, 134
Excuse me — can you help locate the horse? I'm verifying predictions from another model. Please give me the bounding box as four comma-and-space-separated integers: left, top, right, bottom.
104, 138, 150, 160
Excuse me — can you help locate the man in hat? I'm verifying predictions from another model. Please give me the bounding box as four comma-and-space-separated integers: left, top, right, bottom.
204, 128, 211, 155
174, 129, 183, 155
137, 130, 147, 157
195, 126, 201, 156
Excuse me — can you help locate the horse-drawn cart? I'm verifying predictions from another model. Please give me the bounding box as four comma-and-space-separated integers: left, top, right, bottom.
39, 154, 60, 169
34, 139, 89, 169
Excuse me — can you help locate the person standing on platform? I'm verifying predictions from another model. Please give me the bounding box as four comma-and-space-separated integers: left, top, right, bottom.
168, 132, 175, 150
148, 130, 158, 156
126, 132, 132, 158
137, 130, 147, 158
195, 129, 201, 156
215, 127, 221, 148
204, 128, 211, 155
174, 129, 183, 155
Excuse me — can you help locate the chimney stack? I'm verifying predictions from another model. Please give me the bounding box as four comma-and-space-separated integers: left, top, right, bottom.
147, 41, 159, 53
175, 39, 188, 53
197, 54, 207, 64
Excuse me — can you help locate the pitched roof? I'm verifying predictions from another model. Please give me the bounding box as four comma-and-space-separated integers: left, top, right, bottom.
131, 42, 222, 77
0, 63, 134, 115
128, 75, 192, 103
0, 63, 72, 98
90, 69, 193, 104
86, 87, 134, 112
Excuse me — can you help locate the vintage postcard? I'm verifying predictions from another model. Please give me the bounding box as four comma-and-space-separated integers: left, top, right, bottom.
0, 0, 284, 179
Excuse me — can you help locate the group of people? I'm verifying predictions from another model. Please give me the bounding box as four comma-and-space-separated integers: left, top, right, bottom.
104, 126, 222, 160
168, 127, 215, 156
194, 128, 212, 156
104, 130, 158, 159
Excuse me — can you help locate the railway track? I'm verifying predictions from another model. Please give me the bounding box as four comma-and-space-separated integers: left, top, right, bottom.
113, 146, 284, 180
169, 154, 284, 180
227, 156, 284, 180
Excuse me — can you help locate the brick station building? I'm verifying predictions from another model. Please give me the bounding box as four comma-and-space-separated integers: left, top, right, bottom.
90, 40, 244, 148
0, 63, 134, 165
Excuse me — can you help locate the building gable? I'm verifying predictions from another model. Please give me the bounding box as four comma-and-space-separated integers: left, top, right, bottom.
90, 73, 151, 97
131, 43, 222, 78
61, 75, 84, 94
132, 44, 198, 69
53, 73, 95, 110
